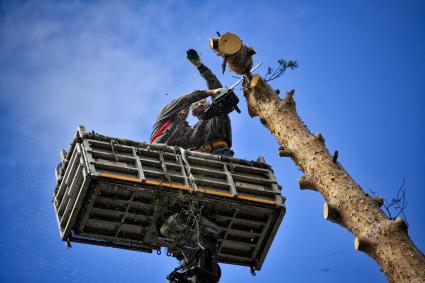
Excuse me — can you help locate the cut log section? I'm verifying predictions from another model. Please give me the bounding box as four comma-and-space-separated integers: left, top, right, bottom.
209, 32, 255, 75
218, 33, 242, 55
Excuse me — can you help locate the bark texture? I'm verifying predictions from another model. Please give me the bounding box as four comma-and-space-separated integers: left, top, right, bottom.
241, 74, 425, 282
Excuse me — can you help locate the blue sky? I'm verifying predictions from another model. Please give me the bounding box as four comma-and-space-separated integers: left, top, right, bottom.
0, 0, 424, 282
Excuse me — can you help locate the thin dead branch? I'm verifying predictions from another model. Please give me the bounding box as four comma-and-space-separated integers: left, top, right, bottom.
368, 178, 408, 225
264, 59, 298, 82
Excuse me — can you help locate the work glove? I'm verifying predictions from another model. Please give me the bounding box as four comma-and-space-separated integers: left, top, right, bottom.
186, 49, 202, 67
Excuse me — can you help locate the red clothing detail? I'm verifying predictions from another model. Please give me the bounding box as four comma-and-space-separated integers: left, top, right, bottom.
150, 120, 171, 143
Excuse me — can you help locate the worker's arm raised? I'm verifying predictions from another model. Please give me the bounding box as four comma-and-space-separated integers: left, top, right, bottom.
187, 49, 223, 89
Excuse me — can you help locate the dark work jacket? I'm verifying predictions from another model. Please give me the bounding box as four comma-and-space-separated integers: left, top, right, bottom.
150, 90, 208, 148
191, 64, 232, 149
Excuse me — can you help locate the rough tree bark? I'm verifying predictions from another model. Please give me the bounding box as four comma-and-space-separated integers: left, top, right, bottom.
211, 34, 425, 282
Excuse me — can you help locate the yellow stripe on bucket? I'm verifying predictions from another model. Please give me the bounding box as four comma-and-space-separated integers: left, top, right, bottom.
99, 173, 275, 205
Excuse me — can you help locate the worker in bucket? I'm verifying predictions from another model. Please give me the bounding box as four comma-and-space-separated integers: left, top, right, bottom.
186, 49, 234, 157
150, 88, 222, 148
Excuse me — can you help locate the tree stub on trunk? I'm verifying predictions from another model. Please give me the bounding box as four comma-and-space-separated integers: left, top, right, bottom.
324, 202, 341, 224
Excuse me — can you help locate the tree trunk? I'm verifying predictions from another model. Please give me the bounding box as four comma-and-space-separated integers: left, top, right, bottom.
240, 74, 425, 282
